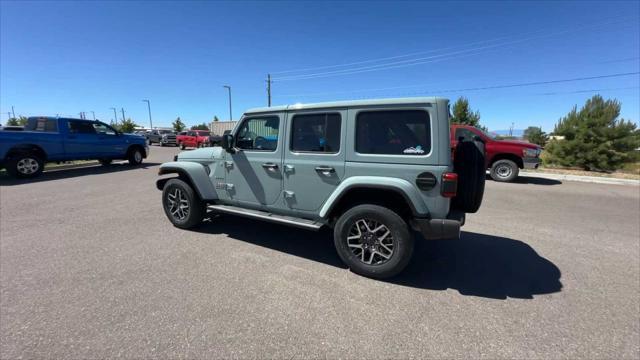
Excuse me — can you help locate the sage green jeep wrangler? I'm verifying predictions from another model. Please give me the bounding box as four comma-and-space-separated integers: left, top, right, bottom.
157, 97, 485, 278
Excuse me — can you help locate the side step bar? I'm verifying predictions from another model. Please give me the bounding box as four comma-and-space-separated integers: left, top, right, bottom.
207, 204, 323, 231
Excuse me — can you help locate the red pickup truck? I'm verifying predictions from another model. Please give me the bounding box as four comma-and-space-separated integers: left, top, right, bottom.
176, 130, 211, 149
451, 124, 542, 182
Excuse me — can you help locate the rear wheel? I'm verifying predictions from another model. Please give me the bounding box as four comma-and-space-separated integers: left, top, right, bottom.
179, 142, 186, 150
6, 153, 44, 178
334, 204, 413, 279
162, 178, 206, 229
127, 147, 144, 165
490, 159, 519, 182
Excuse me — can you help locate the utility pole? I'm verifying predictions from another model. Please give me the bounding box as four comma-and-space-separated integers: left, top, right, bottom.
142, 100, 153, 129
7, 112, 11, 121
79, 112, 84, 119
121, 108, 126, 123
223, 85, 232, 121
110, 107, 118, 126
11, 106, 15, 119
266, 74, 272, 107
91, 111, 96, 120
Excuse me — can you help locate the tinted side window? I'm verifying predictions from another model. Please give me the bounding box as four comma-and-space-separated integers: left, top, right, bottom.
291, 113, 341, 153
455, 128, 476, 141
236, 116, 279, 151
93, 122, 116, 135
356, 110, 431, 155
25, 118, 57, 132
68, 120, 96, 134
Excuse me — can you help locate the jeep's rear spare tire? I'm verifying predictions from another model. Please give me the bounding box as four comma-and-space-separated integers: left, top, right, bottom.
334, 204, 414, 279
452, 140, 485, 213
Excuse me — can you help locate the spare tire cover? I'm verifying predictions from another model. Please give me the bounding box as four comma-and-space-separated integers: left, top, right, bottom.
452, 140, 486, 213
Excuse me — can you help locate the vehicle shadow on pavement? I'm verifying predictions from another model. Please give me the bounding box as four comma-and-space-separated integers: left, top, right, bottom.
195, 217, 562, 299
394, 231, 563, 299
485, 174, 562, 185
0, 162, 161, 186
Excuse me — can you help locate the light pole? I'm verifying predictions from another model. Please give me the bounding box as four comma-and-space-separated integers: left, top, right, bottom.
90, 111, 96, 120
110, 107, 118, 126
223, 85, 232, 121
142, 99, 153, 129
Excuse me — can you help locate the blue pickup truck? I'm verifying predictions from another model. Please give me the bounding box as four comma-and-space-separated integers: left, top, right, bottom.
0, 117, 149, 178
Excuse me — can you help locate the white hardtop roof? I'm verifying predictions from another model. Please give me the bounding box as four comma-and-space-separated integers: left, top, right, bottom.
245, 97, 446, 114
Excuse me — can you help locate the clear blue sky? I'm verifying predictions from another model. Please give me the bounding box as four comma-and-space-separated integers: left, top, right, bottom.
1, 0, 638, 131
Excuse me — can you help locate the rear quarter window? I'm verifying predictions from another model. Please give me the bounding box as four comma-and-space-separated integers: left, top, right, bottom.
355, 110, 431, 155
24, 118, 58, 132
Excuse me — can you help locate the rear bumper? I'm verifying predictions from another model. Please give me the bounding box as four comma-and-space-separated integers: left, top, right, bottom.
523, 157, 541, 169
414, 210, 465, 240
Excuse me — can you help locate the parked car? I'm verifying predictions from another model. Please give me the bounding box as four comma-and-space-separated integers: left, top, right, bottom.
0, 117, 149, 178
177, 130, 211, 149
451, 124, 542, 182
157, 97, 485, 278
147, 129, 177, 146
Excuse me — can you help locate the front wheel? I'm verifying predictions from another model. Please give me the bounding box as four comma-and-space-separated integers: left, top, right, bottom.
128, 147, 144, 165
162, 178, 206, 229
179, 143, 186, 150
333, 204, 414, 279
490, 159, 519, 182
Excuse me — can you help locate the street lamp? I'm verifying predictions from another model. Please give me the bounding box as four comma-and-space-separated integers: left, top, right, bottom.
142, 99, 153, 129
223, 85, 232, 121
109, 107, 118, 126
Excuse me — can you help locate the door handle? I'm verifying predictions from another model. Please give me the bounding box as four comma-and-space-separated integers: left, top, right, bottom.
315, 166, 335, 174
261, 163, 279, 170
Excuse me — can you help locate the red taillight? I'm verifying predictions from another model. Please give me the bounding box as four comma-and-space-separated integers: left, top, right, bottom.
441, 172, 458, 198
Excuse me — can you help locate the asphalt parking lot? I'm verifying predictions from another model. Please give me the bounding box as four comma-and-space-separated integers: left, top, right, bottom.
1, 145, 638, 359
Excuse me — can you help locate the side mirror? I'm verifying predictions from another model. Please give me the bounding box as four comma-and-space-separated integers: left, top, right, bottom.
221, 134, 234, 152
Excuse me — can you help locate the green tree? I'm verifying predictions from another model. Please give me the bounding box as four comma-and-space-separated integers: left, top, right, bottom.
191, 122, 209, 130
523, 126, 548, 146
213, 116, 220, 122
172, 117, 186, 132
116, 118, 139, 133
545, 95, 640, 171
6, 116, 28, 126
450, 97, 481, 127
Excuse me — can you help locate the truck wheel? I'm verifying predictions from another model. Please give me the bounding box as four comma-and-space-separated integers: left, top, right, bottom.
6, 153, 44, 178
333, 204, 413, 279
162, 178, 205, 229
99, 159, 113, 166
490, 159, 519, 182
127, 147, 144, 165
179, 143, 186, 150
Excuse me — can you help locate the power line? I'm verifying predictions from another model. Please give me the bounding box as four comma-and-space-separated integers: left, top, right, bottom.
272, 16, 637, 81
280, 72, 639, 99
533, 86, 639, 95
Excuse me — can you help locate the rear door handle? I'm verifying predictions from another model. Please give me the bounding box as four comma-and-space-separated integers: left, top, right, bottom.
262, 163, 279, 170
315, 166, 335, 174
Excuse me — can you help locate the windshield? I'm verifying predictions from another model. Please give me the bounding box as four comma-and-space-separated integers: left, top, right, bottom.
197, 131, 210, 136
159, 130, 173, 134
479, 128, 497, 140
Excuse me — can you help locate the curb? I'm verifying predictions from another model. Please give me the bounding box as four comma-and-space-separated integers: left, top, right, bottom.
520, 171, 640, 186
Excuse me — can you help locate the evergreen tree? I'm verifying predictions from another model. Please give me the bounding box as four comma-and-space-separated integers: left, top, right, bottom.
213, 116, 220, 122
450, 97, 481, 127
172, 117, 186, 132
545, 95, 639, 171
523, 126, 548, 146
191, 123, 209, 130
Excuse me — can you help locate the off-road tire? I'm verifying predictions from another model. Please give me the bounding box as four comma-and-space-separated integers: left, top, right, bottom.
6, 152, 44, 178
490, 159, 519, 182
452, 140, 485, 213
127, 147, 144, 165
334, 204, 414, 279
162, 178, 206, 229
